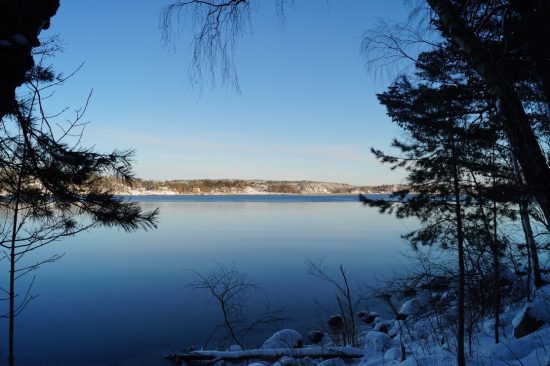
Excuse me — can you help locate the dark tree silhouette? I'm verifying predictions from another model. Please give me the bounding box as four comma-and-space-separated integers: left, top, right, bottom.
359, 39, 541, 361
0, 0, 60, 120
425, 0, 550, 232
0, 39, 159, 366
363, 77, 485, 366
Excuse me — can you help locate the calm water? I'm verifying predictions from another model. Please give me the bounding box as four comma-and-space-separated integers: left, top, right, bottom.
0, 195, 416, 365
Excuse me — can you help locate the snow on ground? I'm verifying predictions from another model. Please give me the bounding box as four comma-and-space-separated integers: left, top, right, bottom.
180, 284, 550, 366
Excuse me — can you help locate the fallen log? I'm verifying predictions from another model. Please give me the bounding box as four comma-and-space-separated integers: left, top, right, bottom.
163, 346, 365, 365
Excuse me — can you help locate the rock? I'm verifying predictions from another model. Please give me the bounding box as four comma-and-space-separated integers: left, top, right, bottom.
513, 306, 546, 338
273, 356, 298, 366
364, 314, 377, 324
399, 299, 422, 317
227, 344, 243, 352
513, 286, 550, 338
307, 331, 325, 344
357, 311, 377, 324
384, 347, 403, 361
317, 358, 344, 366
327, 314, 344, 330
262, 329, 303, 349
374, 321, 391, 334
395, 313, 407, 321
307, 331, 333, 347
364, 331, 392, 357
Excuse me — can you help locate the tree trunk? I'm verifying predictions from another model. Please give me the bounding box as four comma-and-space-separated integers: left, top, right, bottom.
511, 155, 544, 288
451, 141, 466, 366
492, 200, 500, 344
519, 201, 542, 286
9, 154, 24, 366
427, 0, 550, 228
9, 206, 17, 366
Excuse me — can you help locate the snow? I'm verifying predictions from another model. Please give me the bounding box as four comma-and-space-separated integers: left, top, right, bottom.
512, 286, 550, 331
481, 339, 539, 360
262, 329, 303, 349
170, 286, 550, 366
383, 347, 402, 361
512, 304, 528, 328
363, 331, 392, 361
398, 299, 422, 317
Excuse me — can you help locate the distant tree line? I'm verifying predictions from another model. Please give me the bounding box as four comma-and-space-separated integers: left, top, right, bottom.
98, 178, 394, 195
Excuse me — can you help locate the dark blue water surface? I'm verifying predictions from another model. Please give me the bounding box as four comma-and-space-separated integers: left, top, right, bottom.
1, 195, 415, 365
124, 194, 376, 203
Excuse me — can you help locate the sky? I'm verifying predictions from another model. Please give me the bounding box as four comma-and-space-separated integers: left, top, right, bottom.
39, 0, 414, 186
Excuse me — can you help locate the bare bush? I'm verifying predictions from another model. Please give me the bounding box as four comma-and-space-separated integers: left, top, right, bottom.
188, 263, 289, 349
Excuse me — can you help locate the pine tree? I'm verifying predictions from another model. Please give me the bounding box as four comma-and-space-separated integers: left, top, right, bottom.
0, 44, 158, 366
362, 44, 527, 363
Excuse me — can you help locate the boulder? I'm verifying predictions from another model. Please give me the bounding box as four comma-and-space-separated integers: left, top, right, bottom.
513, 287, 550, 338
262, 329, 303, 349
307, 330, 333, 346
513, 306, 546, 338
357, 311, 378, 325
399, 299, 422, 317
374, 321, 392, 334
364, 331, 392, 358
327, 314, 344, 330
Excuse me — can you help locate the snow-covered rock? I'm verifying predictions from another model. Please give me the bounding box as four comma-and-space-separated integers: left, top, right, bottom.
262, 329, 303, 349
357, 311, 377, 325
387, 321, 401, 338
327, 314, 344, 330
513, 286, 550, 338
307, 331, 333, 346
317, 358, 345, 366
227, 344, 243, 352
399, 299, 422, 317
364, 331, 391, 356
373, 320, 392, 334
384, 347, 402, 361
273, 356, 298, 366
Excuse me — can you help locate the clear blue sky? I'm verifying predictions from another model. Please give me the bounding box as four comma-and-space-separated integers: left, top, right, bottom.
41, 0, 412, 185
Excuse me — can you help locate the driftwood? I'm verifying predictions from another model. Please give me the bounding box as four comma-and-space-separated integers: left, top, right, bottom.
163, 346, 365, 365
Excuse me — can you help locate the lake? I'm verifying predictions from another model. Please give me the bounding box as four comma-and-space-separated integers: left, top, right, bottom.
1, 195, 416, 365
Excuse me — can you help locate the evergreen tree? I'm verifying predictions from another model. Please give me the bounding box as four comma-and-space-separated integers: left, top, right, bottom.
361, 44, 529, 363
425, 0, 550, 229
0, 44, 158, 366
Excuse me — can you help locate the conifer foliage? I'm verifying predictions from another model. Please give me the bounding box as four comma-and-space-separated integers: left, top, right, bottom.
0, 42, 158, 366
362, 9, 550, 362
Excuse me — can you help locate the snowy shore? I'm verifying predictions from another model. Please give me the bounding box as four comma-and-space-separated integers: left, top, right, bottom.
166, 283, 550, 366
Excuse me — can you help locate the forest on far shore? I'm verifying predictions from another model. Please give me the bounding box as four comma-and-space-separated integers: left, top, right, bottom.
97, 177, 408, 195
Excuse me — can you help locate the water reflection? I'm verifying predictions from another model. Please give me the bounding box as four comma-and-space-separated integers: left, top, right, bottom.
2, 196, 416, 365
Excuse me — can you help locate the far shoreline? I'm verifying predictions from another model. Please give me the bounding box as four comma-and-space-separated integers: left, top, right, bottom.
115, 192, 395, 197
